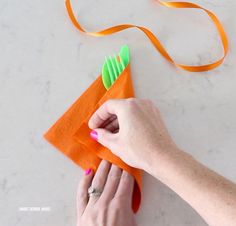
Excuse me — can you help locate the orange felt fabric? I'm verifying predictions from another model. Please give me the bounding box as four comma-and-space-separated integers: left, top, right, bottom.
44, 64, 142, 213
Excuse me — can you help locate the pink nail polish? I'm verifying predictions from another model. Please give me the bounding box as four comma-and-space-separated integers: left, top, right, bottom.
85, 169, 92, 176
90, 130, 98, 141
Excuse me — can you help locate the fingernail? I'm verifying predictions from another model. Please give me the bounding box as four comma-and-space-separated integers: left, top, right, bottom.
90, 130, 98, 141
84, 169, 92, 176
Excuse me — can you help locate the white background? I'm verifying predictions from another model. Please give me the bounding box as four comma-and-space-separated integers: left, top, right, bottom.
0, 0, 236, 225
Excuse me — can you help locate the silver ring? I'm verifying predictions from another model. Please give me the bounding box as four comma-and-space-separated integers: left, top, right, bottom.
88, 186, 103, 197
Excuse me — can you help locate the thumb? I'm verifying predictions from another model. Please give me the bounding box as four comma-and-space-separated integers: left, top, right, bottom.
90, 129, 117, 149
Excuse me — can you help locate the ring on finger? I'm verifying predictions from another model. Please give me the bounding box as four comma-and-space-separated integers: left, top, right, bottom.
88, 186, 103, 198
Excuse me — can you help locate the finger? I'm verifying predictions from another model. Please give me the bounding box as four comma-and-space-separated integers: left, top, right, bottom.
101, 115, 117, 129
115, 171, 134, 204
88, 99, 123, 129
99, 164, 122, 204
77, 169, 94, 217
104, 118, 119, 133
88, 160, 111, 205
93, 128, 118, 150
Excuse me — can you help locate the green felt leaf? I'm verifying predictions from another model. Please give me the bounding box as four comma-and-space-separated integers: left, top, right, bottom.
102, 62, 112, 90
102, 45, 130, 90
119, 45, 130, 67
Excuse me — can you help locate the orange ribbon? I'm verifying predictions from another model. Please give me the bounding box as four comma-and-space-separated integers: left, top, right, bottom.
65, 0, 228, 72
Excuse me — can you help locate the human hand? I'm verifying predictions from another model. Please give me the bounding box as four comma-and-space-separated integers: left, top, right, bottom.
88, 99, 236, 226
88, 98, 179, 172
77, 160, 136, 226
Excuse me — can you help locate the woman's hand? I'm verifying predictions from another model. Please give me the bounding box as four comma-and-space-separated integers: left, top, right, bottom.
87, 99, 236, 226
88, 98, 179, 172
77, 160, 136, 226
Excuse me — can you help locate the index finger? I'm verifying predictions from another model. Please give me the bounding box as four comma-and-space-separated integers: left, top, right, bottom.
88, 99, 123, 129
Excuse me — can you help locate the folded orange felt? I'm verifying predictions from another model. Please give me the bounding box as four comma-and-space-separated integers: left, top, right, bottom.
44, 64, 142, 213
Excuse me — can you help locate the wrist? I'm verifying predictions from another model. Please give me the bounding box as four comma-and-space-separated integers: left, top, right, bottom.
145, 146, 191, 179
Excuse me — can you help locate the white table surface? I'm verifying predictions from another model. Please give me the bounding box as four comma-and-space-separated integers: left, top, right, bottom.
1, 0, 236, 225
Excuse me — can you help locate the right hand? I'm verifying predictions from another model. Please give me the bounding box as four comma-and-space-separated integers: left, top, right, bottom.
88, 98, 179, 172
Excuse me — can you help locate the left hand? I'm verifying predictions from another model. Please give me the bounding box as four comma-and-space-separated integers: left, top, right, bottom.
77, 160, 136, 226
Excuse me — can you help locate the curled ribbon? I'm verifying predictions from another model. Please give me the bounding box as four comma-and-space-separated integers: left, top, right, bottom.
65, 0, 228, 72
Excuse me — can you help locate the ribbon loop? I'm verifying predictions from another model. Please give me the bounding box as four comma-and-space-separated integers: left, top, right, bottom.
65, 0, 228, 72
